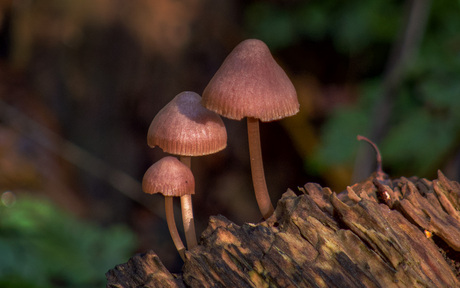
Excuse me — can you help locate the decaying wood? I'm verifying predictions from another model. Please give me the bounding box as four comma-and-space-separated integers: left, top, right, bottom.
106, 249, 185, 287
107, 170, 460, 287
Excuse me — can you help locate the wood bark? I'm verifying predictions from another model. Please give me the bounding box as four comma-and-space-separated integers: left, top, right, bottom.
107, 170, 460, 287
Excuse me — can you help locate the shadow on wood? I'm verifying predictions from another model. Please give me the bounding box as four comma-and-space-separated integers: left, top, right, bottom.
107, 170, 460, 287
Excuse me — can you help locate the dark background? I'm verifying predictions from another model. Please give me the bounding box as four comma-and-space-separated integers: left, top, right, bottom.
0, 0, 459, 286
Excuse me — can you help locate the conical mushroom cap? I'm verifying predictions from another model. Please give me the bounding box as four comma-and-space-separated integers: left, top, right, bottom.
148, 91, 227, 156
202, 39, 299, 122
142, 156, 195, 197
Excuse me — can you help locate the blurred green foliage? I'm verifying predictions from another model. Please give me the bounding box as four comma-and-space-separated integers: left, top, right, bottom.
245, 0, 460, 178
0, 195, 136, 288
245, 0, 402, 52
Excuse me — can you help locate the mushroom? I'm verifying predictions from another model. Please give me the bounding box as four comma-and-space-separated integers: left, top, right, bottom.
147, 91, 227, 249
201, 39, 299, 219
142, 156, 195, 261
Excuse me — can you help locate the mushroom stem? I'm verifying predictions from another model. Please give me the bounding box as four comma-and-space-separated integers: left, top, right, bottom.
247, 117, 274, 219
179, 156, 198, 249
180, 156, 191, 169
164, 196, 186, 261
181, 194, 198, 249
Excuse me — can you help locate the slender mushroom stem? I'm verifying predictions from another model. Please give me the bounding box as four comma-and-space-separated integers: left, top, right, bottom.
180, 194, 197, 249
179, 156, 198, 249
247, 117, 274, 219
180, 156, 191, 168
164, 196, 186, 261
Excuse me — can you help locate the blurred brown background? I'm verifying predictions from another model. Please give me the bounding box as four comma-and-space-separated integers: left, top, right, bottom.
0, 0, 459, 281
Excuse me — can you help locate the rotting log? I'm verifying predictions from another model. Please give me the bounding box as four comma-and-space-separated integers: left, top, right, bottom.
107, 170, 460, 287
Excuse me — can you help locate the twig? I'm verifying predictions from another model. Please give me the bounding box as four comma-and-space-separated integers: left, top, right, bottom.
357, 135, 385, 181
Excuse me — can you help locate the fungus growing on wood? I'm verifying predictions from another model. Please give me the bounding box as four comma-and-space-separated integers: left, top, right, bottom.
142, 156, 195, 261
148, 91, 227, 248
202, 39, 299, 219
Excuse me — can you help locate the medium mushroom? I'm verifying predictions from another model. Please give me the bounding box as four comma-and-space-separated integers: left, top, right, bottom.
147, 91, 227, 249
202, 39, 299, 219
142, 156, 195, 261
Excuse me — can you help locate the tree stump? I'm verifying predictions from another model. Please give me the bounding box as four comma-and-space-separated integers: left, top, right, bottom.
106, 170, 460, 287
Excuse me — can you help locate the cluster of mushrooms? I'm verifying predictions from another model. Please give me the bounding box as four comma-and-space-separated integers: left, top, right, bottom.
142, 39, 300, 261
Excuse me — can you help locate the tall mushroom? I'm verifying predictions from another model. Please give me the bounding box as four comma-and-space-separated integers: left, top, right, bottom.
202, 39, 299, 220
147, 91, 227, 249
142, 156, 195, 261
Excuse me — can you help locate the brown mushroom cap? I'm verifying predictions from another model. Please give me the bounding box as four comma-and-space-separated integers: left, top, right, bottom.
202, 39, 299, 122
148, 91, 227, 156
142, 156, 195, 197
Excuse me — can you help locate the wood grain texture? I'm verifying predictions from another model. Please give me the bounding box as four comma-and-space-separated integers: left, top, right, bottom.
107, 171, 460, 287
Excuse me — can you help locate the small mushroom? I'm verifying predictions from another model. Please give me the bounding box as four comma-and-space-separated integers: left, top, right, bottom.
202, 39, 299, 219
142, 156, 195, 261
148, 91, 227, 249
